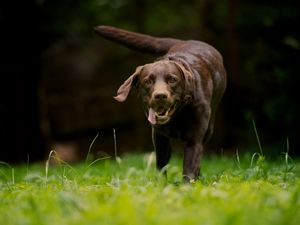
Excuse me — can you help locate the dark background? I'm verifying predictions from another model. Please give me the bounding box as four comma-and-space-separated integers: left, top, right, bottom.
1, 0, 299, 163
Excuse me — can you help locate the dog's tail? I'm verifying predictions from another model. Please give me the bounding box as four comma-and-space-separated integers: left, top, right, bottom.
94, 25, 181, 54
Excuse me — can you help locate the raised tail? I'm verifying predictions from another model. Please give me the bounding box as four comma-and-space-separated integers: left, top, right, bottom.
94, 25, 181, 54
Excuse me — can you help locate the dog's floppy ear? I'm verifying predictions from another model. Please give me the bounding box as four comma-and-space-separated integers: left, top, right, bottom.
114, 66, 143, 102
172, 61, 196, 101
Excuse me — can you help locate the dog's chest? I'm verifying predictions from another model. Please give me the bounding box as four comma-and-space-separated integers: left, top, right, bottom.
154, 107, 197, 140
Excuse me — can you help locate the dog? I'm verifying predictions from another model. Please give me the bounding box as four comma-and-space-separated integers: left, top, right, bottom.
94, 26, 226, 181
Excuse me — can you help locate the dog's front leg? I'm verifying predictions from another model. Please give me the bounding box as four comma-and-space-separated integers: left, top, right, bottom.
183, 141, 203, 182
152, 128, 171, 172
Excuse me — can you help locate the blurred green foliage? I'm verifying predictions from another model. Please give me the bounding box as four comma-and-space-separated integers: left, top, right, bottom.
1, 153, 300, 224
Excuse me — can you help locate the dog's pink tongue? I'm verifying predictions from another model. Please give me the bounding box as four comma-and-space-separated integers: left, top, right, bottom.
148, 108, 156, 125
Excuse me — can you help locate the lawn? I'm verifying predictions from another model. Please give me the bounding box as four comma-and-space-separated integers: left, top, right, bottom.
0, 152, 299, 225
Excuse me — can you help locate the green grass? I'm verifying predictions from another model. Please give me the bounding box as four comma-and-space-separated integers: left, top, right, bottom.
0, 153, 299, 225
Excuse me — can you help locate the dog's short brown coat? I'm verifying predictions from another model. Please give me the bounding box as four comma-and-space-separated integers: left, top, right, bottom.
95, 26, 226, 181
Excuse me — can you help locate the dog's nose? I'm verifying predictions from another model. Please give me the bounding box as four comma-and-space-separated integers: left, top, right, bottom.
154, 92, 168, 101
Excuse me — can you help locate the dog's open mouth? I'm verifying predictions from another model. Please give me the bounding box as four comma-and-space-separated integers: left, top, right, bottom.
148, 105, 176, 125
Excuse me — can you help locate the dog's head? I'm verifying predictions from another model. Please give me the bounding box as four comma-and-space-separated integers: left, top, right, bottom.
114, 60, 195, 125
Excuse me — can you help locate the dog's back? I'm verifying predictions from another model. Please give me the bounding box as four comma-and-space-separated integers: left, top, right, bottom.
94, 25, 224, 72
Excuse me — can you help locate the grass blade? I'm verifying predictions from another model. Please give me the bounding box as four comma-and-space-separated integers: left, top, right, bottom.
113, 128, 122, 164
86, 156, 111, 169
252, 120, 264, 156
85, 133, 100, 164
235, 149, 241, 169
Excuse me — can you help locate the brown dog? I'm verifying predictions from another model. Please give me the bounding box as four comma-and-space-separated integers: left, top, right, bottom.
94, 26, 226, 181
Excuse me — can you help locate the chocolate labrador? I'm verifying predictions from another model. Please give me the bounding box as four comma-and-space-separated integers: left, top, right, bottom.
94, 26, 226, 181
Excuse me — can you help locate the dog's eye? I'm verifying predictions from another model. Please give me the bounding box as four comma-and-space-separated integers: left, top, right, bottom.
143, 78, 153, 86
167, 75, 178, 84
